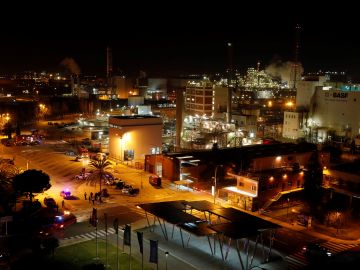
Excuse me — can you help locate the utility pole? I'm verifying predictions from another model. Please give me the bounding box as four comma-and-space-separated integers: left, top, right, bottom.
213, 165, 223, 204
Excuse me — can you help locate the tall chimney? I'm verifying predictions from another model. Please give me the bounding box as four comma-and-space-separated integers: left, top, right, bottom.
175, 88, 185, 149
227, 42, 234, 123
106, 46, 112, 79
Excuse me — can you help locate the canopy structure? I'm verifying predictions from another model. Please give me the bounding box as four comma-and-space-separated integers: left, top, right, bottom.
138, 200, 281, 269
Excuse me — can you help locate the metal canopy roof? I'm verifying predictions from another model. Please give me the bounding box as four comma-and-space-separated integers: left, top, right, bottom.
210, 223, 259, 239
185, 200, 225, 212
138, 201, 200, 225
208, 207, 280, 231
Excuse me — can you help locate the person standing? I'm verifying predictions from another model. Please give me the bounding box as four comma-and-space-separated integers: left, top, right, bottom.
84, 191, 87, 200
62, 200, 65, 209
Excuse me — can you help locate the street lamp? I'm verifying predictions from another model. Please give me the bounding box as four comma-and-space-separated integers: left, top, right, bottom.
165, 251, 169, 270
286, 198, 290, 221
213, 164, 223, 204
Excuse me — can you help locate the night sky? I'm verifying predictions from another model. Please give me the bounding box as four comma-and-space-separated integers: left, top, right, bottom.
1, 2, 359, 78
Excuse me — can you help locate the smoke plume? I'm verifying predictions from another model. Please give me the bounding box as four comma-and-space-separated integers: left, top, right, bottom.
60, 57, 81, 75
265, 60, 303, 84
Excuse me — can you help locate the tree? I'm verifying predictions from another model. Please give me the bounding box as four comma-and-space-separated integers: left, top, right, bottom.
87, 158, 112, 200
0, 170, 13, 214
13, 169, 51, 202
303, 150, 325, 221
304, 151, 323, 196
0, 163, 21, 214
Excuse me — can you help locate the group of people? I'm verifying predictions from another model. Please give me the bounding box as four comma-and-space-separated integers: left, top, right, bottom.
84, 191, 102, 204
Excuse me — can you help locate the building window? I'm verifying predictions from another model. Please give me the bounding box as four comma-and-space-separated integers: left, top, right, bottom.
151, 147, 160, 154
124, 150, 134, 161
238, 182, 244, 187
251, 185, 257, 191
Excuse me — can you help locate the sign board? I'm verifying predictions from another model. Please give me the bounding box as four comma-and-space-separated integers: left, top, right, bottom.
0, 216, 13, 223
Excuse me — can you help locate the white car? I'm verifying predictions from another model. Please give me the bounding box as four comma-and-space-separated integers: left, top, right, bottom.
75, 173, 91, 180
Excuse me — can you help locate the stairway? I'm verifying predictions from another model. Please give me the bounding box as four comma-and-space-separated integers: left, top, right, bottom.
261, 192, 283, 210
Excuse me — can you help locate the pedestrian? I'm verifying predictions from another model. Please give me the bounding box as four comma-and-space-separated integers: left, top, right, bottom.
90, 192, 93, 200
84, 191, 87, 200
89, 195, 91, 203
62, 200, 65, 208
92, 197, 95, 205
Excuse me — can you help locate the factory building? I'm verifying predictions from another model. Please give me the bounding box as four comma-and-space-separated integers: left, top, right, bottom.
108, 115, 163, 165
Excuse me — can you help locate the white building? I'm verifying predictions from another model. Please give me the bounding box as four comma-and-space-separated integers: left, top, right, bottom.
282, 111, 303, 139
309, 87, 360, 139
108, 115, 163, 163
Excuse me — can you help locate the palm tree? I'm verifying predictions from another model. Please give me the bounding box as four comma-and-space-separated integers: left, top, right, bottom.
88, 158, 112, 200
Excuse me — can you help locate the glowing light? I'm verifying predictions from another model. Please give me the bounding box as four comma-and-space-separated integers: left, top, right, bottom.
275, 156, 282, 162
285, 101, 294, 107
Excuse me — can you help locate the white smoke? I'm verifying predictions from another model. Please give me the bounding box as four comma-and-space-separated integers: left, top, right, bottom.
265, 60, 303, 85
60, 57, 81, 75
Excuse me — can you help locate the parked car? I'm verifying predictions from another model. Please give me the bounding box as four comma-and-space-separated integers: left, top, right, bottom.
115, 180, 125, 189
65, 150, 76, 156
121, 185, 139, 196
75, 173, 90, 180
149, 175, 161, 187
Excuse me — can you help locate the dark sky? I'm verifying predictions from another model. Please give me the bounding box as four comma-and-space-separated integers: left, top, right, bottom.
1, 1, 359, 77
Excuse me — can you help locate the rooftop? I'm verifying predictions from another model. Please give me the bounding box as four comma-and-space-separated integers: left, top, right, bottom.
166, 142, 317, 163
110, 115, 160, 120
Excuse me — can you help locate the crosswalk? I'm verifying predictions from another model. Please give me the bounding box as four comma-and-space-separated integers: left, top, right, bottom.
63, 228, 117, 242
320, 242, 358, 254
285, 242, 358, 270
285, 251, 307, 270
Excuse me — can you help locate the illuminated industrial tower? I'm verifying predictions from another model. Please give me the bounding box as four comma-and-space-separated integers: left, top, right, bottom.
106, 46, 113, 79
291, 24, 301, 90
106, 46, 114, 104
227, 42, 234, 123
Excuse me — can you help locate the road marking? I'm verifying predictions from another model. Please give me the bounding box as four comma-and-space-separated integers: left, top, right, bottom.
320, 242, 358, 254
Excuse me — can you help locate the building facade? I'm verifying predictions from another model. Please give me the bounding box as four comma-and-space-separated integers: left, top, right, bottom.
108, 115, 163, 165
185, 80, 214, 116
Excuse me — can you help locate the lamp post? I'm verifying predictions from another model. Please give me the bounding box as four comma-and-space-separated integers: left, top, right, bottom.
286, 198, 290, 221
165, 251, 169, 270
213, 165, 223, 204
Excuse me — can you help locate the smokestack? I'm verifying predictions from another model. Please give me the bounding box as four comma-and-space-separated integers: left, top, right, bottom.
106, 46, 113, 79
292, 24, 301, 90
176, 88, 185, 149
227, 42, 233, 123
